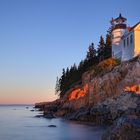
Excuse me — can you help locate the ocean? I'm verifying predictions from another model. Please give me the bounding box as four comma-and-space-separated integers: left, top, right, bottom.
0, 105, 105, 140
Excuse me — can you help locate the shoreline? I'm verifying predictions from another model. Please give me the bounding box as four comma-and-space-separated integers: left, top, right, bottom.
35, 92, 140, 140
35, 56, 140, 140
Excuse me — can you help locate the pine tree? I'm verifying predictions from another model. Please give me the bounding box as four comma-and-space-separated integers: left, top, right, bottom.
97, 35, 105, 61
56, 28, 113, 98
104, 31, 112, 59
78, 60, 84, 72
86, 43, 96, 61
55, 76, 60, 95
65, 67, 70, 79
59, 68, 66, 98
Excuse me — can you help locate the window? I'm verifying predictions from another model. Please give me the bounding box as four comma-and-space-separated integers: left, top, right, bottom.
127, 37, 129, 46
123, 39, 126, 47
130, 34, 133, 44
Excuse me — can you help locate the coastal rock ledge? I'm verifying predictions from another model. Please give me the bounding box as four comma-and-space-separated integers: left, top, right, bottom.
102, 115, 140, 140
35, 55, 140, 140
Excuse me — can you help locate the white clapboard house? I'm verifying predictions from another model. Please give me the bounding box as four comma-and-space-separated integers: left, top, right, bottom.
111, 14, 140, 61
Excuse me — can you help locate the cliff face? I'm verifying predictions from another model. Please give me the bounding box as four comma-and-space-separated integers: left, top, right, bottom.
35, 56, 140, 118
57, 56, 140, 112
88, 57, 140, 105
35, 56, 140, 116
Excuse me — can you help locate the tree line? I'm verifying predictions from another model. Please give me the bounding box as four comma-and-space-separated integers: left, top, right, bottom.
55, 31, 112, 98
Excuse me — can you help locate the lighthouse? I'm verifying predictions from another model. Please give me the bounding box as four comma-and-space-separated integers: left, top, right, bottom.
111, 14, 127, 59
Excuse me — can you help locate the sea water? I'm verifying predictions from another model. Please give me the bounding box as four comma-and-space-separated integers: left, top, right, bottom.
0, 105, 105, 140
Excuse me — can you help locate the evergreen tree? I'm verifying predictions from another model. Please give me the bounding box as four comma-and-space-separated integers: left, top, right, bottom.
59, 68, 66, 98
56, 28, 113, 98
105, 34, 111, 48
73, 63, 77, 71
86, 43, 96, 60
97, 35, 105, 61
55, 76, 60, 95
65, 67, 70, 79
78, 60, 84, 72
104, 32, 112, 59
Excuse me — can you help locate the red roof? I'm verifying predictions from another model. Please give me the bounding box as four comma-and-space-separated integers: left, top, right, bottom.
128, 22, 140, 31
127, 27, 131, 31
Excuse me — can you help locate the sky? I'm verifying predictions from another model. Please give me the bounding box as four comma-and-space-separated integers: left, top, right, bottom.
0, 0, 140, 104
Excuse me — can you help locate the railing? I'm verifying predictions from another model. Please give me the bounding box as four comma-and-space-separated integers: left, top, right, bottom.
112, 24, 126, 30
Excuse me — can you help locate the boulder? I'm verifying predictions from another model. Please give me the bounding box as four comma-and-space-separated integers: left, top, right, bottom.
44, 113, 55, 119
65, 92, 140, 125
66, 107, 90, 121
102, 115, 140, 140
48, 125, 57, 127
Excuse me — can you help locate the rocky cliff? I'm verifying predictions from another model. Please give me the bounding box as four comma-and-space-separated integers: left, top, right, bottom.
48, 56, 140, 114
35, 55, 140, 140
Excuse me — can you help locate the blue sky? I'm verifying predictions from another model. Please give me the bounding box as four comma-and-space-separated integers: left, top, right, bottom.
0, 0, 140, 104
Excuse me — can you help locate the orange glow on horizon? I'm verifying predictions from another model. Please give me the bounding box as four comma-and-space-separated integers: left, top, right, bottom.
0, 88, 57, 104
0, 95, 56, 105
69, 84, 88, 100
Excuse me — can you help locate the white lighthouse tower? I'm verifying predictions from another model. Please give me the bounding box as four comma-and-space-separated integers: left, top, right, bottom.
111, 14, 127, 59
